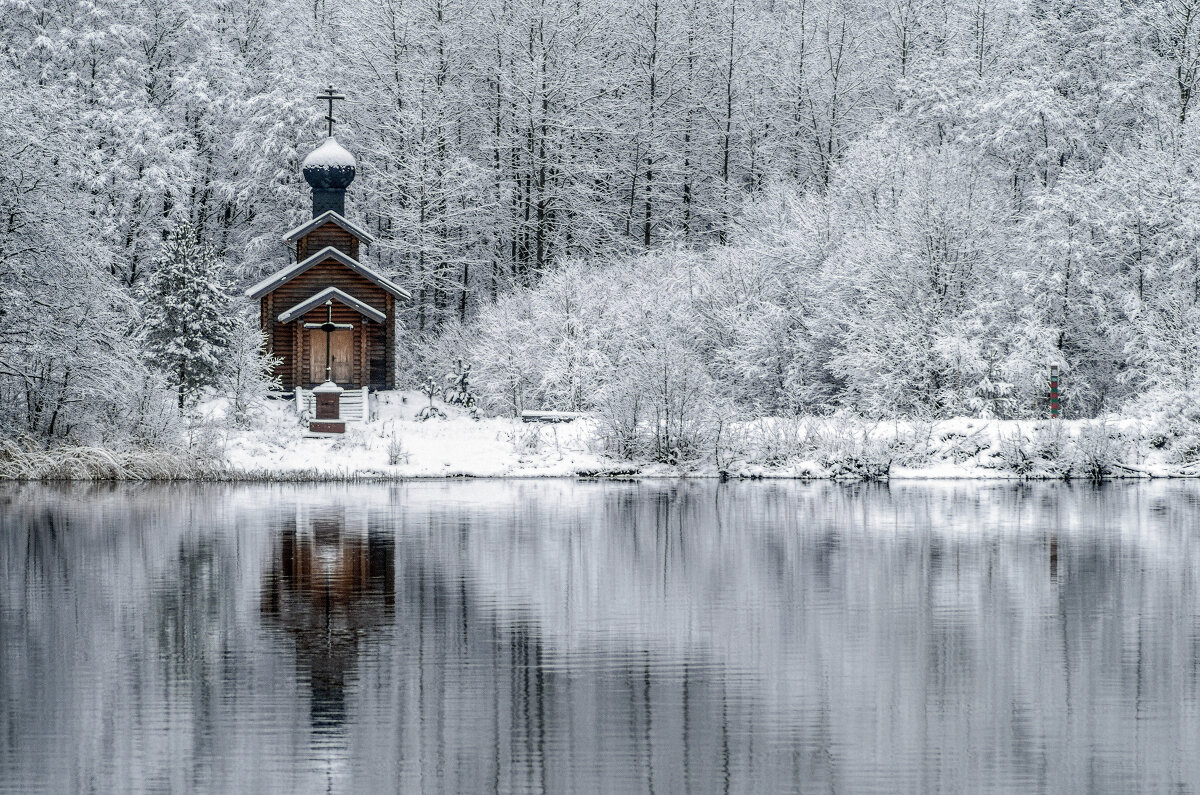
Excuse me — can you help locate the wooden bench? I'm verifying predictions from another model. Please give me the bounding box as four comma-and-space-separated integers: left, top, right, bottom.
520, 410, 583, 424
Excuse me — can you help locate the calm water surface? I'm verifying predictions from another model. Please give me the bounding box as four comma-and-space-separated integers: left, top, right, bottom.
2, 480, 1200, 793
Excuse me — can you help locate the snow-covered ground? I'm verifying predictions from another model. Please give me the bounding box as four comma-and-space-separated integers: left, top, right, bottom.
216, 391, 611, 478
203, 391, 1197, 480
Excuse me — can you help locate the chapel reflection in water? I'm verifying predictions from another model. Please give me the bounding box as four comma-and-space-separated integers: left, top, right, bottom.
260, 508, 395, 736
6, 482, 1200, 793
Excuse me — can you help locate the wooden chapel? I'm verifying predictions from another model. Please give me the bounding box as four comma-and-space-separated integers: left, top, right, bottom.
246, 90, 407, 393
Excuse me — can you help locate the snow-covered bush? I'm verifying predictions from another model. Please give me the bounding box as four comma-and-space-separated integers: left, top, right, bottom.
594, 339, 721, 463
935, 429, 990, 463
221, 320, 281, 428
386, 431, 410, 466
416, 378, 447, 421
1030, 423, 1073, 477
459, 290, 545, 416
886, 424, 936, 468
1133, 389, 1200, 467
443, 358, 479, 420
989, 422, 1121, 479
743, 417, 809, 466
183, 416, 229, 468
505, 424, 545, 456
994, 430, 1036, 475
1167, 432, 1200, 467
821, 440, 893, 480
1073, 422, 1126, 480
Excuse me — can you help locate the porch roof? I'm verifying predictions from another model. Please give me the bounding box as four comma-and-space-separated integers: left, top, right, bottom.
276, 286, 387, 324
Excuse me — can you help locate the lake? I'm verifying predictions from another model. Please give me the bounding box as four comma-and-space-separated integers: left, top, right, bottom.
1, 480, 1199, 793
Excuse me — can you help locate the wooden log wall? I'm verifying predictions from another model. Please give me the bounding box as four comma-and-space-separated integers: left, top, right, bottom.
260, 274, 391, 390
296, 223, 359, 260
384, 294, 395, 390
369, 323, 387, 391
271, 262, 388, 312
260, 237, 399, 392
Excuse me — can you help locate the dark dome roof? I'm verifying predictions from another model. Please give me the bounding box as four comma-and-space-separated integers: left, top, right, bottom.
302, 137, 356, 190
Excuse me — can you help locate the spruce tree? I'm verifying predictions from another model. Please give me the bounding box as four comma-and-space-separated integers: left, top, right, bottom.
141, 223, 238, 408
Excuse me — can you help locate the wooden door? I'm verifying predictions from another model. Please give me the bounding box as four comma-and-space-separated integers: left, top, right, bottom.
310, 329, 354, 384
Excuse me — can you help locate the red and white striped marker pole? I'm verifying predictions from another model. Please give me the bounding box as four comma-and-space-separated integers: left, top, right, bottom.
1049, 364, 1060, 419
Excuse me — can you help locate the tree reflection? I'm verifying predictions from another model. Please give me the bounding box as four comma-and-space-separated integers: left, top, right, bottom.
5, 482, 1200, 793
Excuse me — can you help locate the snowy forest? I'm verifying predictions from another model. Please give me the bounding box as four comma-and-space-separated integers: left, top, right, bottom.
5, 0, 1200, 454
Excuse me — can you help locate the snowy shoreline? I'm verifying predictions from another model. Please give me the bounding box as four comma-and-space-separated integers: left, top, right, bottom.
213, 391, 1197, 482
3, 390, 1191, 483
0, 465, 1191, 484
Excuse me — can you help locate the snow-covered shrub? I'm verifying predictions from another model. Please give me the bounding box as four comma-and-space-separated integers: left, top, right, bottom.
936, 429, 989, 463
821, 440, 892, 480
1134, 389, 1200, 466
593, 339, 720, 463
221, 319, 281, 428
183, 417, 228, 468
712, 417, 746, 473
505, 424, 545, 455
1073, 422, 1125, 480
886, 423, 936, 468
108, 371, 186, 447
994, 430, 1036, 475
593, 382, 643, 459
743, 417, 808, 466
460, 290, 545, 416
1027, 422, 1073, 477
1167, 432, 1200, 467
386, 431, 409, 466
803, 414, 892, 479
443, 358, 479, 420
992, 422, 1097, 478
416, 378, 447, 421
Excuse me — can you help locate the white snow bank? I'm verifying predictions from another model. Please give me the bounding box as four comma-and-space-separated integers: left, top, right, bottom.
216, 391, 610, 478
202, 392, 1195, 481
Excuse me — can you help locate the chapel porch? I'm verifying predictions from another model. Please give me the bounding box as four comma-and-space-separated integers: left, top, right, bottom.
266, 297, 391, 392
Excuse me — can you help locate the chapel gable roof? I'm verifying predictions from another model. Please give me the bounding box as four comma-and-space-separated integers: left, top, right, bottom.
281, 210, 376, 245
277, 286, 387, 324
244, 246, 410, 301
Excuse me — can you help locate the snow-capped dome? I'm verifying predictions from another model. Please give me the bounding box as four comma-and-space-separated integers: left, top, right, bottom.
302, 137, 356, 190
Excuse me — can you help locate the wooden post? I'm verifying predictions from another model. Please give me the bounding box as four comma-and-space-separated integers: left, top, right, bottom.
1049, 534, 1058, 581
1049, 364, 1060, 419
310, 381, 345, 434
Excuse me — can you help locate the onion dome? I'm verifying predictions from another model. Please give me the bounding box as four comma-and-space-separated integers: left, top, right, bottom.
302, 137, 356, 191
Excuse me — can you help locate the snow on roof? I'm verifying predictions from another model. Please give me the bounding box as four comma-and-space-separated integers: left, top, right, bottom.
277, 286, 387, 324
244, 246, 410, 301
281, 210, 376, 245
302, 137, 356, 170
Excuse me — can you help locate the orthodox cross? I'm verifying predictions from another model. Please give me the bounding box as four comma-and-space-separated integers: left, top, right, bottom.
317, 85, 346, 137
304, 300, 354, 383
